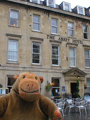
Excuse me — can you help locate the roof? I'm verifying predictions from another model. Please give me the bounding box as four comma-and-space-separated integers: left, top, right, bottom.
5, 0, 90, 21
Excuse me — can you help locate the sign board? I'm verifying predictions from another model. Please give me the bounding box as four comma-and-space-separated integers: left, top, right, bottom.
62, 86, 65, 92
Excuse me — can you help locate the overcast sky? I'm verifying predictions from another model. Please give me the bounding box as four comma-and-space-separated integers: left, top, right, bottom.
56, 0, 90, 8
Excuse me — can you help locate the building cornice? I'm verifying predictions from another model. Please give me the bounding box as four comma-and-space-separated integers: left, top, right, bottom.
6, 0, 90, 21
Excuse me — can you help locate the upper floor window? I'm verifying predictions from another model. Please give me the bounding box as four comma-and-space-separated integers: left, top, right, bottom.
69, 47, 76, 67
8, 40, 18, 62
32, 43, 41, 64
52, 45, 59, 66
68, 22, 74, 37
29, 0, 40, 4
51, 18, 58, 34
83, 26, 88, 39
77, 6, 85, 15
46, 0, 55, 7
33, 14, 40, 31
10, 10, 19, 26
85, 50, 90, 68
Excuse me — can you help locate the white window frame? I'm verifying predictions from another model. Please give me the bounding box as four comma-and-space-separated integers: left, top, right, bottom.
69, 47, 76, 67
51, 78, 60, 97
10, 9, 19, 26
32, 43, 41, 64
51, 18, 58, 34
29, 0, 40, 4
85, 50, 90, 68
8, 40, 18, 62
68, 22, 74, 37
52, 45, 59, 66
33, 14, 40, 31
87, 78, 90, 93
77, 6, 85, 15
63, 2, 71, 12
46, 0, 56, 8
83, 25, 88, 39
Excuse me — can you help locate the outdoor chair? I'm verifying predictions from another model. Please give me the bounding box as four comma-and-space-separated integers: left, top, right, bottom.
75, 100, 87, 115
65, 99, 75, 114
84, 93, 90, 105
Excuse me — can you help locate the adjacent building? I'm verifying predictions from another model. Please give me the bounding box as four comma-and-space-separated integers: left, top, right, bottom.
0, 0, 90, 98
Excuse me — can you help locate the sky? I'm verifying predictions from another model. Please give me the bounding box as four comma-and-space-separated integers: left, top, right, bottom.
55, 0, 90, 8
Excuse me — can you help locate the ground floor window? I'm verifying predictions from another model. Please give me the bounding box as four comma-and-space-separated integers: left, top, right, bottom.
51, 78, 60, 96
7, 76, 15, 92
87, 78, 90, 93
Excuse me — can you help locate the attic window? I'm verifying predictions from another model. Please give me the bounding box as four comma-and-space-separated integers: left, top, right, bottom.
65, 3, 69, 11
77, 6, 85, 15
64, 3, 71, 12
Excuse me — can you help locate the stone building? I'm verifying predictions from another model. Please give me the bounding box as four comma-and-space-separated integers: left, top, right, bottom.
0, 0, 90, 98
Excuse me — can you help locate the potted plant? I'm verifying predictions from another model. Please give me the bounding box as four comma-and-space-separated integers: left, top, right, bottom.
0, 84, 3, 88
45, 83, 52, 92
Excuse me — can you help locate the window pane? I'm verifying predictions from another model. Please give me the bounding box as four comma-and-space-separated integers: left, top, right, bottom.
78, 7, 83, 14
33, 15, 40, 31
69, 48, 75, 57
52, 78, 60, 96
87, 78, 90, 93
52, 46, 59, 65
68, 23, 74, 37
70, 59, 75, 66
69, 48, 76, 66
8, 40, 18, 61
52, 27, 58, 34
32, 0, 38, 3
33, 15, 40, 22
83, 26, 88, 32
85, 51, 89, 58
85, 60, 90, 67
7, 77, 15, 92
65, 4, 69, 11
32, 54, 39, 63
10, 18, 18, 26
52, 59, 58, 65
33, 23, 40, 31
68, 23, 74, 29
85, 50, 90, 67
51, 19, 58, 34
84, 33, 88, 39
10, 10, 19, 26
68, 30, 74, 37
2, 89, 6, 94
10, 10, 18, 19
32, 43, 40, 64
83, 26, 88, 39
9, 41, 18, 51
52, 19, 57, 26
33, 44, 40, 53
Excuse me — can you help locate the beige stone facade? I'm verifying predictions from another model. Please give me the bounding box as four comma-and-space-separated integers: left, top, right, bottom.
0, 0, 90, 98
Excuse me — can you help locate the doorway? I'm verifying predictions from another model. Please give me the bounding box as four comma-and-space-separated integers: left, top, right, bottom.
71, 83, 77, 98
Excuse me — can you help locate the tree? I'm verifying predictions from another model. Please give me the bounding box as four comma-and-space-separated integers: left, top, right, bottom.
75, 79, 80, 98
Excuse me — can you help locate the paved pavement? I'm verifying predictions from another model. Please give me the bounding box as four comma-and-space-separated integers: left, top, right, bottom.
63, 105, 90, 120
